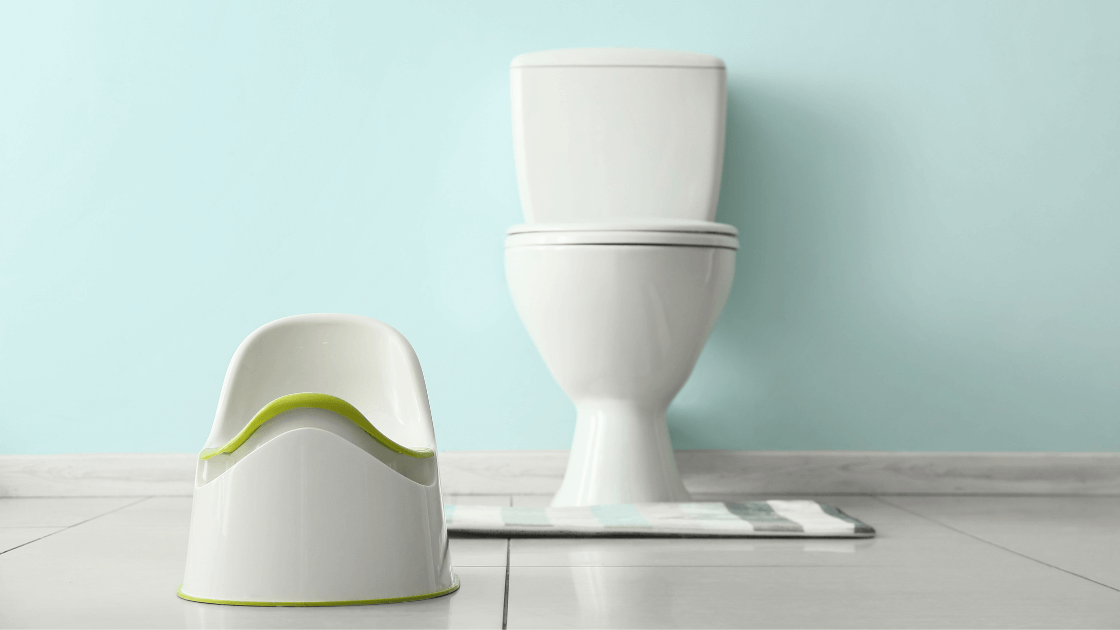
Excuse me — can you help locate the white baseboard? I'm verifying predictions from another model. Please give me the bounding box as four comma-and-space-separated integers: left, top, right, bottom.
438, 450, 1120, 496
2, 450, 1118, 497
0, 454, 197, 498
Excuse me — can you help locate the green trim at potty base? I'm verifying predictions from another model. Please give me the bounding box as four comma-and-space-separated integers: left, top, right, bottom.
177, 574, 459, 607
199, 392, 435, 460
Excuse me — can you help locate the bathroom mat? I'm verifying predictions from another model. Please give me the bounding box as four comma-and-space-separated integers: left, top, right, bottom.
445, 500, 874, 538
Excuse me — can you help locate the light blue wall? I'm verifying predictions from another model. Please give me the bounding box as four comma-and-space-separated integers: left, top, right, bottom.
2, 1, 1118, 455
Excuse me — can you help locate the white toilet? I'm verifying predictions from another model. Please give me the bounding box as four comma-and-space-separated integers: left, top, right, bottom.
505, 48, 739, 507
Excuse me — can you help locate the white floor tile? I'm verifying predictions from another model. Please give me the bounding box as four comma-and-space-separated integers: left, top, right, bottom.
509, 531, 1002, 569
0, 497, 141, 527
887, 495, 1120, 590
7, 494, 1120, 628
506, 564, 1120, 629
451, 538, 508, 568
508, 495, 993, 569
446, 494, 510, 567
0, 527, 62, 553
0, 497, 504, 628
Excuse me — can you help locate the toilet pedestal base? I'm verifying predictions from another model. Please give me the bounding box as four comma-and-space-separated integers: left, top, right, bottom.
552, 401, 691, 507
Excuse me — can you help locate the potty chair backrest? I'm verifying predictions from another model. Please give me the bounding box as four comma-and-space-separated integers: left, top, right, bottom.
204, 313, 436, 456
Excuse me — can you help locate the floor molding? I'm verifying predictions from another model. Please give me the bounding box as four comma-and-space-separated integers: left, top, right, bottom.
0, 454, 196, 498
2, 450, 1118, 497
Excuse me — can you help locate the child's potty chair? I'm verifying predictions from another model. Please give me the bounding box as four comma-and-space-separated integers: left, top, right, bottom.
178, 314, 457, 606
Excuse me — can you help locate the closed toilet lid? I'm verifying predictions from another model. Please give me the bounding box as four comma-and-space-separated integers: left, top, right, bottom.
506, 220, 739, 249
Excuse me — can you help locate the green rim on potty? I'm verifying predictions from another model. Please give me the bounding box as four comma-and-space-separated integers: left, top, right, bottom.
198, 392, 435, 460
178, 314, 457, 607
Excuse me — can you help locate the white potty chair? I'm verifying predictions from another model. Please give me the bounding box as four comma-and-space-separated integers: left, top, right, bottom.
179, 314, 457, 606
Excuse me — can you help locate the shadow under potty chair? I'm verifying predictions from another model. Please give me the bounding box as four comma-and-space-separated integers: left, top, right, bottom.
178, 313, 457, 606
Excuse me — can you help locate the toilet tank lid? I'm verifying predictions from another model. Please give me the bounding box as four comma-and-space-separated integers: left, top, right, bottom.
511, 48, 725, 69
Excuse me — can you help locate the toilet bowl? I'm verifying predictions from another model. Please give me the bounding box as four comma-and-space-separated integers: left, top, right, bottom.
505, 48, 738, 506
507, 222, 736, 505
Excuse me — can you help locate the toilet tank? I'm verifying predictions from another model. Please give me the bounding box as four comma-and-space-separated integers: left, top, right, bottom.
511, 48, 727, 224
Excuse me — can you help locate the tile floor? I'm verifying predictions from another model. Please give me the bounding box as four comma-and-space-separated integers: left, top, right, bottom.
1, 493, 1118, 628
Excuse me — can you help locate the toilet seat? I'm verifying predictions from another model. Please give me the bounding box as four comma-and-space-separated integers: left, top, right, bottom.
506, 220, 739, 250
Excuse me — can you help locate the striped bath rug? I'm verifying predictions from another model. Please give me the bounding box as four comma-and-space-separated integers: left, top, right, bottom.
444, 501, 874, 538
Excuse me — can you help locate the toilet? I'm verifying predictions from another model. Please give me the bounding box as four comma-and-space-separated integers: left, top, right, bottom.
505, 48, 739, 507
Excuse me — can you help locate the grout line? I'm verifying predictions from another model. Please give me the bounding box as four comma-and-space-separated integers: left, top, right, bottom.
502, 538, 511, 630
0, 495, 191, 499
447, 492, 1120, 497
500, 564, 853, 569
0, 496, 151, 557
501, 491, 512, 629
880, 492, 1120, 496
693, 492, 1120, 499
10, 492, 1120, 499
873, 496, 1120, 594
